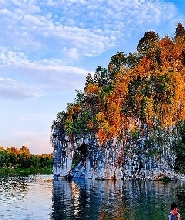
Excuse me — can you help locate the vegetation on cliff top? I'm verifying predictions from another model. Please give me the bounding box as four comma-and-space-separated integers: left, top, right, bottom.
52, 23, 185, 173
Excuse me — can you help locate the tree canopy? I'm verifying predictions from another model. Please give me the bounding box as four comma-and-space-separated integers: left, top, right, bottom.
52, 23, 185, 145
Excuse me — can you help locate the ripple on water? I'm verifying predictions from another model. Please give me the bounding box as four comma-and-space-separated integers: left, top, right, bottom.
0, 175, 53, 220
1, 175, 185, 220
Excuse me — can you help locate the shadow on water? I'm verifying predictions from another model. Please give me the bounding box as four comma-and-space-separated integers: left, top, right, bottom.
51, 178, 185, 220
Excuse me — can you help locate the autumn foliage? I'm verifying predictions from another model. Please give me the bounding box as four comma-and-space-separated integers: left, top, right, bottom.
53, 23, 185, 146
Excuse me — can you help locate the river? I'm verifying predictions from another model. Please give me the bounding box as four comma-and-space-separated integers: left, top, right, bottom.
0, 174, 185, 220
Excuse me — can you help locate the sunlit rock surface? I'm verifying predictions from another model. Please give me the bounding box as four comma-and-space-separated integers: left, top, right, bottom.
51, 126, 181, 181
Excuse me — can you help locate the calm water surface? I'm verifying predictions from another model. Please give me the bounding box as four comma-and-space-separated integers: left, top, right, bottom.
0, 174, 185, 220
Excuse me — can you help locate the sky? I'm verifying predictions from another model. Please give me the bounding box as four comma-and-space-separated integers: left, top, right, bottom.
0, 0, 185, 154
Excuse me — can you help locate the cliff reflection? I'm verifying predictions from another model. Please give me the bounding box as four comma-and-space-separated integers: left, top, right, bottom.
51, 178, 185, 220
51, 178, 93, 219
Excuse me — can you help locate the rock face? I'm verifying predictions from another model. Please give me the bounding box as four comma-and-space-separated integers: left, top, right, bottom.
51, 126, 180, 181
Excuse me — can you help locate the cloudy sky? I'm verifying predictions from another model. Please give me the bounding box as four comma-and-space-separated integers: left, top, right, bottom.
0, 0, 184, 154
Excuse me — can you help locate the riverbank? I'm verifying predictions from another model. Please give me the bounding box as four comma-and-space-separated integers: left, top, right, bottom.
0, 167, 52, 177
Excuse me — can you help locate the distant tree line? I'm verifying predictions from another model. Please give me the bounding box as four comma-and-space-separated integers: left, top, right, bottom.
0, 145, 52, 171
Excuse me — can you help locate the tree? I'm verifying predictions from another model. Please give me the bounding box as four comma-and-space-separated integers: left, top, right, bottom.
52, 23, 185, 153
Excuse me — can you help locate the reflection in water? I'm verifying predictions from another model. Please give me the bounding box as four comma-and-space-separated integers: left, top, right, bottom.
52, 178, 185, 220
51, 178, 102, 220
1, 175, 185, 220
0, 175, 53, 220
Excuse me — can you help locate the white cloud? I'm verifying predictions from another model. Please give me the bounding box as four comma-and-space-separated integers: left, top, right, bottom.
0, 47, 88, 73
66, 48, 79, 59
0, 48, 91, 97
0, 77, 42, 100
0, 0, 181, 60
0, 0, 182, 100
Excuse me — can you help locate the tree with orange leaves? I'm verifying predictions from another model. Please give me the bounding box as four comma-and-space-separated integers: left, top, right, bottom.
52, 23, 185, 152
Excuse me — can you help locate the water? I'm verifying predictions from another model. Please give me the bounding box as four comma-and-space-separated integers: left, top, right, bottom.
0, 174, 185, 220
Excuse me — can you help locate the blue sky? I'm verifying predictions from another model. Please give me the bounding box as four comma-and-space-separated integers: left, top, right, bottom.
0, 0, 184, 154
